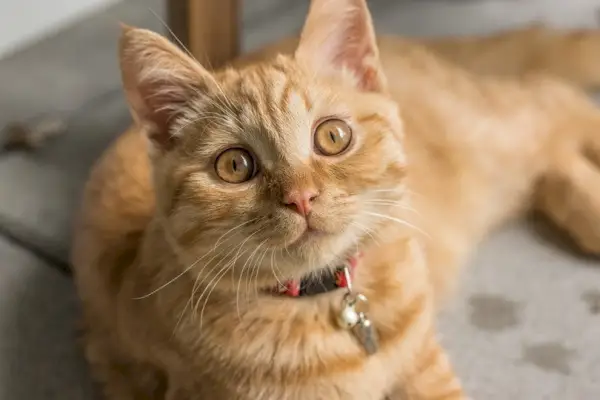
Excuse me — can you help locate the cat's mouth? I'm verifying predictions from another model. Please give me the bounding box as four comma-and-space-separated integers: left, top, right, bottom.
285, 212, 348, 248
267, 253, 361, 297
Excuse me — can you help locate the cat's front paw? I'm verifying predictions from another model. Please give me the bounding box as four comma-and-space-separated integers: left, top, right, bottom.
536, 149, 600, 255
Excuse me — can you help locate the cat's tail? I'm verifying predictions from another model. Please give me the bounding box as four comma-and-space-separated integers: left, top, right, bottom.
420, 24, 600, 91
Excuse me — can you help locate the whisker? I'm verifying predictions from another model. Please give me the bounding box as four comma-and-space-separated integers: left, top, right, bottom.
351, 221, 382, 247
370, 188, 427, 202
172, 239, 240, 335
177, 224, 264, 330
364, 199, 420, 214
137, 214, 260, 300
236, 241, 265, 319
187, 238, 245, 308
147, 8, 195, 60
233, 231, 267, 319
135, 238, 229, 299
365, 211, 430, 238
192, 244, 239, 317
251, 245, 271, 303
242, 239, 268, 299
270, 247, 285, 289
213, 218, 260, 251
198, 257, 236, 331
371, 188, 404, 194
179, 240, 240, 326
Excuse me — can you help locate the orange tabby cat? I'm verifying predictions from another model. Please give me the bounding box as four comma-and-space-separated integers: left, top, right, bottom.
71, 0, 600, 399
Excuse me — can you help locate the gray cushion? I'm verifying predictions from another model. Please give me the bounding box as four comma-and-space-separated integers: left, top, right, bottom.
0, 237, 96, 399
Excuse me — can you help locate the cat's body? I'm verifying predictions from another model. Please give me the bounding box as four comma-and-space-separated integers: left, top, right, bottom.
71, 2, 600, 399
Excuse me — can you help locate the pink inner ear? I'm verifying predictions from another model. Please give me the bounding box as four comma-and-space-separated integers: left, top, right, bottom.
333, 32, 380, 92
295, 0, 385, 93
138, 81, 185, 150
357, 65, 381, 92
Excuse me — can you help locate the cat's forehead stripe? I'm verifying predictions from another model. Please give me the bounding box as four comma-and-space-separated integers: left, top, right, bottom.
245, 68, 285, 133
267, 68, 314, 164
286, 90, 313, 163
277, 78, 294, 111
216, 63, 318, 167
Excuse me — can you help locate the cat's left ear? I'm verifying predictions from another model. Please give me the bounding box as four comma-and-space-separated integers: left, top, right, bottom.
295, 0, 386, 93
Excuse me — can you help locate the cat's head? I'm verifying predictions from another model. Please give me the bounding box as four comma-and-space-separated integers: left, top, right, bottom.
119, 0, 407, 285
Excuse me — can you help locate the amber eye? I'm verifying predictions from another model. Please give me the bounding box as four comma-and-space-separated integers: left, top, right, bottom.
215, 148, 256, 183
314, 119, 352, 156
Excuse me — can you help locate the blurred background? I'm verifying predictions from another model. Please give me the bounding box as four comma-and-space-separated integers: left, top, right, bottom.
0, 0, 598, 399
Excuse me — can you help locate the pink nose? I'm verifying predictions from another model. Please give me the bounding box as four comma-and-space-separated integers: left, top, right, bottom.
282, 189, 319, 217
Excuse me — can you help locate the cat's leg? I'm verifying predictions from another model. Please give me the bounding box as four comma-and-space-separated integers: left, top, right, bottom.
536, 148, 600, 254
391, 335, 467, 400
419, 24, 600, 90
83, 327, 168, 400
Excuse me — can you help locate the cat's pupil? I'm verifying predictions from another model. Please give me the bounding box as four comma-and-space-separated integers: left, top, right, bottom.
232, 159, 238, 172
329, 130, 336, 143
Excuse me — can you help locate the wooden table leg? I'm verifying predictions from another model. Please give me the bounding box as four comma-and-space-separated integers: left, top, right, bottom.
167, 0, 240, 70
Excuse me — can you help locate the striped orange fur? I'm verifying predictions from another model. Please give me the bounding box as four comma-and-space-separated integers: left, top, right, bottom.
71, 0, 600, 399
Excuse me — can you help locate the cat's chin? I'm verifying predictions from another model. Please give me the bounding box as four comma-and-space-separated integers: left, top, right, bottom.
293, 234, 357, 270
288, 227, 329, 247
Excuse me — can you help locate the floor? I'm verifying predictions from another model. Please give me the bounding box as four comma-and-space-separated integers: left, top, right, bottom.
0, 0, 598, 399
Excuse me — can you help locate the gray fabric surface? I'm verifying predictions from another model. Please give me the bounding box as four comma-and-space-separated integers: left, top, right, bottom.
0, 0, 599, 399
0, 237, 96, 399
439, 218, 600, 398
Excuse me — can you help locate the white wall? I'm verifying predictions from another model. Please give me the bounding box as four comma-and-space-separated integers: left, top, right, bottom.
0, 0, 117, 58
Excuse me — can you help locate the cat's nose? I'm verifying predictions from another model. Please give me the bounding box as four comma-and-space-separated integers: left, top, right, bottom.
282, 189, 319, 217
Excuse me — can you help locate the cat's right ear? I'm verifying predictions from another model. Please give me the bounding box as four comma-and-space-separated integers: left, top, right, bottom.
119, 25, 213, 152
295, 0, 386, 93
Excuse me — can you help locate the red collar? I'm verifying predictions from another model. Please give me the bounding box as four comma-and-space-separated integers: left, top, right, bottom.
272, 252, 362, 297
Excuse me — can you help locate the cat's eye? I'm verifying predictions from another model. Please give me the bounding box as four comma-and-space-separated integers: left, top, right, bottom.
215, 148, 256, 183
314, 119, 352, 156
